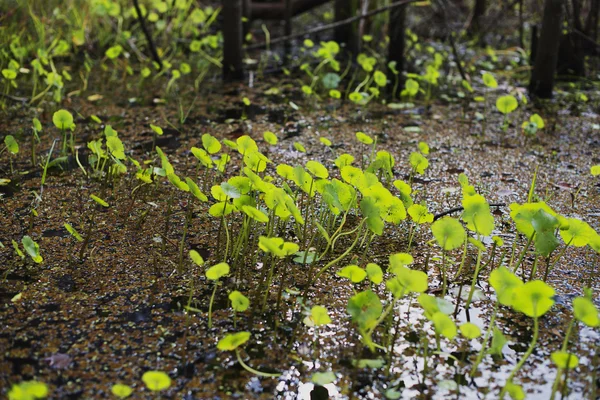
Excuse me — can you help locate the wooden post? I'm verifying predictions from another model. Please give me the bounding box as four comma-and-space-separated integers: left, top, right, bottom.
223, 0, 244, 81
388, 2, 406, 97
529, 0, 563, 98
334, 0, 359, 54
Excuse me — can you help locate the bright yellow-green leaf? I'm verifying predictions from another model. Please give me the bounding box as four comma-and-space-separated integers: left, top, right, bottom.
149, 124, 163, 136
206, 262, 230, 280
64, 223, 83, 242
489, 266, 523, 306
229, 290, 250, 312
482, 72, 497, 88
217, 331, 250, 350
142, 371, 171, 392
202, 133, 221, 154
591, 165, 600, 176
505, 382, 525, 400
337, 265, 367, 283
462, 194, 495, 236
431, 217, 466, 251
189, 250, 204, 266
111, 383, 133, 398
432, 312, 457, 339
573, 296, 599, 327
512, 280, 555, 318
52, 109, 74, 130
356, 131, 373, 145
293, 142, 306, 152
496, 95, 518, 115
242, 205, 269, 223
310, 305, 332, 326
320, 137, 332, 146
263, 131, 278, 145
409, 152, 428, 174
459, 322, 482, 339
306, 160, 329, 179
366, 263, 383, 284
408, 204, 433, 224
90, 194, 109, 207
551, 351, 579, 369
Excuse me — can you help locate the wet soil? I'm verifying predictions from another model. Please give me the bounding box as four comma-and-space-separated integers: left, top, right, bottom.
1, 77, 599, 399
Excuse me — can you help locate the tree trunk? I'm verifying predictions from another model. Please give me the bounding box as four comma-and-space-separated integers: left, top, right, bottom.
334, 0, 359, 54
223, 0, 244, 81
470, 0, 486, 34
529, 0, 564, 98
388, 3, 406, 97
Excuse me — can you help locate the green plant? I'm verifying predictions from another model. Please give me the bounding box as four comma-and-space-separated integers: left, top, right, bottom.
495, 95, 518, 132
217, 331, 280, 377
8, 380, 48, 399
206, 262, 230, 328
2, 134, 19, 174
141, 370, 171, 392
52, 109, 74, 156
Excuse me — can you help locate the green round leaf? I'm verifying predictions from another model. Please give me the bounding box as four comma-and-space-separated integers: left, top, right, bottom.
496, 95, 518, 115
111, 383, 133, 398
431, 217, 466, 251
206, 262, 230, 280
229, 290, 250, 312
189, 250, 204, 266
52, 109, 74, 130
551, 351, 579, 369
141, 371, 171, 392
337, 265, 367, 283
217, 331, 250, 351
459, 322, 482, 339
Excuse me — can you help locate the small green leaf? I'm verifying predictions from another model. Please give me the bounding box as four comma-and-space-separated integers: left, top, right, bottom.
459, 322, 481, 339
496, 95, 518, 115
206, 262, 230, 280
229, 290, 250, 312
573, 296, 599, 327
202, 133, 221, 154
22, 236, 42, 263
111, 383, 133, 398
551, 351, 579, 369
64, 223, 83, 242
482, 72, 498, 88
356, 131, 373, 145
90, 194, 109, 207
4, 135, 19, 154
431, 312, 457, 339
337, 265, 367, 283
311, 371, 336, 385
366, 263, 383, 284
310, 305, 332, 326
189, 250, 205, 266
52, 109, 74, 130
431, 217, 466, 251
263, 131, 278, 145
141, 371, 171, 392
217, 331, 250, 350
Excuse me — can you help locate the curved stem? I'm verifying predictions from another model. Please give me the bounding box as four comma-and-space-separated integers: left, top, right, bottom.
235, 349, 281, 377
499, 317, 539, 399
208, 282, 218, 328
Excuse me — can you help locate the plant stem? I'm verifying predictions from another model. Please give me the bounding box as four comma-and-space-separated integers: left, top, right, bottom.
499, 317, 539, 399
235, 349, 281, 377
208, 282, 218, 328
470, 302, 499, 377
550, 318, 575, 399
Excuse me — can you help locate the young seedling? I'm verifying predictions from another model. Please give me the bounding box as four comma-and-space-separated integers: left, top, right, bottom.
111, 383, 133, 399
228, 290, 250, 328
217, 331, 280, 377
149, 124, 163, 152
80, 194, 109, 259
141, 370, 171, 394
2, 134, 19, 174
31, 118, 42, 167
499, 280, 555, 399
495, 95, 518, 132
8, 380, 48, 399
52, 109, 74, 156
206, 262, 230, 328
430, 217, 466, 296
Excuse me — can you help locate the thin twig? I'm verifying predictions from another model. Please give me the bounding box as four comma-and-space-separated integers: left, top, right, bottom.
245, 0, 424, 50
433, 203, 506, 221
132, 0, 163, 70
